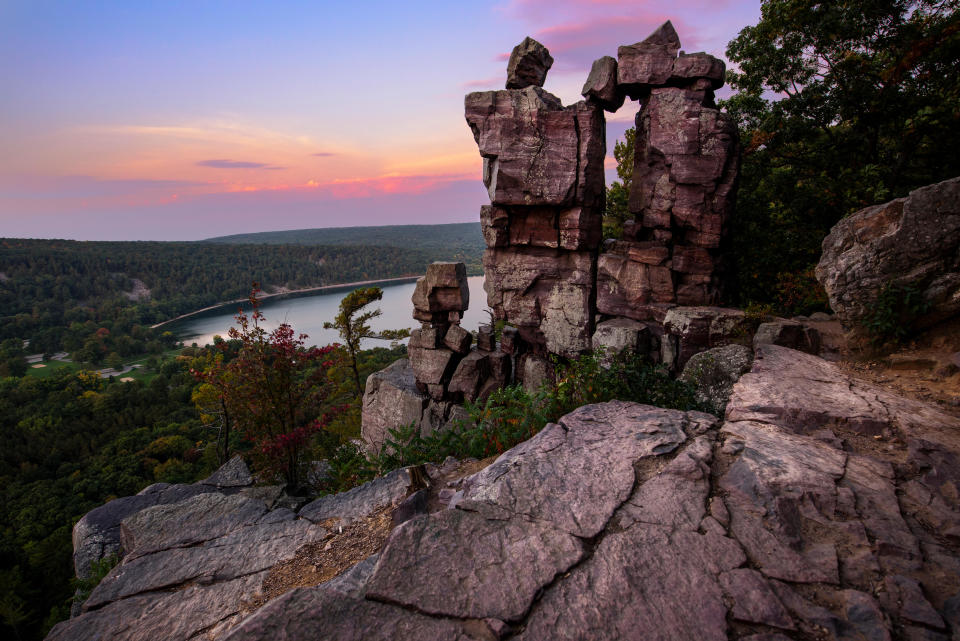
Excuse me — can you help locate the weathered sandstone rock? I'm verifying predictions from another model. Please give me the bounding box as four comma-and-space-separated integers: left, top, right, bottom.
816, 176, 960, 328
591, 317, 651, 363
679, 343, 753, 412
361, 359, 428, 452
753, 318, 821, 354
581, 55, 624, 111
484, 246, 594, 356
617, 20, 682, 96
505, 36, 553, 90
299, 467, 414, 527
70, 458, 254, 580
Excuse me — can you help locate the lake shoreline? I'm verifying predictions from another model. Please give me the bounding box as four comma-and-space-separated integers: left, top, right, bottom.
151, 275, 420, 329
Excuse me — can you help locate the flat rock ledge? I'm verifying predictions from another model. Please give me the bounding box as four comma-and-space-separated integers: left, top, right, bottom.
50, 346, 960, 641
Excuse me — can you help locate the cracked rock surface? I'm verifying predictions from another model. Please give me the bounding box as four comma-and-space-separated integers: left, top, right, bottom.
50, 345, 960, 640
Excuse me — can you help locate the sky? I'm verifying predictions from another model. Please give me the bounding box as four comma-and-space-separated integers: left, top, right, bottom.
0, 0, 761, 241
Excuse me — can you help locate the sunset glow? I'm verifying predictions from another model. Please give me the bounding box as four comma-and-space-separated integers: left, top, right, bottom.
0, 0, 761, 240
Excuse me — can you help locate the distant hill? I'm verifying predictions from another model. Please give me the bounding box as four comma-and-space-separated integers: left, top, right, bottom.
204, 222, 484, 277
204, 222, 483, 253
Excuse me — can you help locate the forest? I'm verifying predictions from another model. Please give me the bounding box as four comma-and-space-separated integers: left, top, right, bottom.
0, 225, 483, 364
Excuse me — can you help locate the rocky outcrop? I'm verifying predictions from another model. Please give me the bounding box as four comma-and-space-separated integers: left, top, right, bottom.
599, 21, 740, 308
361, 358, 471, 452
816, 176, 960, 328
53, 345, 960, 640
225, 345, 960, 640
49, 460, 426, 641
464, 23, 740, 380
70, 456, 253, 581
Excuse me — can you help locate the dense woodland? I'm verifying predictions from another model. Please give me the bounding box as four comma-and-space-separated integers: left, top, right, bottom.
0, 226, 483, 363
2, 1, 959, 639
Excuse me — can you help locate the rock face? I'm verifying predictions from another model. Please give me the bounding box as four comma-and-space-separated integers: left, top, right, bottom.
225, 347, 960, 640
70, 457, 254, 581
49, 460, 425, 641
816, 176, 960, 328
52, 346, 960, 640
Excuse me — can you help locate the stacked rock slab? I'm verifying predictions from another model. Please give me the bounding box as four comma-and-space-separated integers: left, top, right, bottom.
465, 37, 606, 366
409, 262, 471, 401
408, 262, 513, 406
597, 20, 740, 313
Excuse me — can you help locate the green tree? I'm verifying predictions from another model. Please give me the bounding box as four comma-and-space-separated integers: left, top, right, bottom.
603, 127, 636, 239
324, 287, 409, 397
722, 0, 960, 305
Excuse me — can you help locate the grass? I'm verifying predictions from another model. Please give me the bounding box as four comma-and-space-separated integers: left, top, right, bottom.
25, 347, 185, 382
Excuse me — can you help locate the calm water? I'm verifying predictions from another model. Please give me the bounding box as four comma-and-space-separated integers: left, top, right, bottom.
169, 276, 488, 349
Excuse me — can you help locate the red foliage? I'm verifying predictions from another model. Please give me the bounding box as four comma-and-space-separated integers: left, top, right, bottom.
195, 285, 347, 487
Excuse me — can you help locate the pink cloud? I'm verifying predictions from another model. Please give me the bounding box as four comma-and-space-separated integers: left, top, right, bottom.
495, 0, 747, 73
461, 75, 503, 89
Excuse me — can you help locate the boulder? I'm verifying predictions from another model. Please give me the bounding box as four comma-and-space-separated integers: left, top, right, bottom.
505, 36, 553, 90
443, 324, 472, 354
581, 55, 624, 112
520, 353, 554, 392
198, 454, 252, 488
617, 21, 681, 97
662, 306, 753, 369
408, 345, 456, 386
299, 467, 414, 527
753, 319, 821, 355
412, 262, 469, 313
670, 52, 725, 88
816, 176, 960, 328
446, 351, 490, 402
361, 359, 428, 453
591, 317, 651, 363
476, 324, 495, 351
678, 343, 753, 413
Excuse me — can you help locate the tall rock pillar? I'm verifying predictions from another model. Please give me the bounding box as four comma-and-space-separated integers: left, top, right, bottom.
597, 21, 740, 316
465, 38, 606, 363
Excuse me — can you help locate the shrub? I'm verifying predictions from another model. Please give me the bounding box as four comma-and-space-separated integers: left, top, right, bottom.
863, 282, 931, 346
321, 349, 711, 494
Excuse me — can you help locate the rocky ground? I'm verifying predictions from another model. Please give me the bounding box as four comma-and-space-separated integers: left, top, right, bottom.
48, 339, 960, 641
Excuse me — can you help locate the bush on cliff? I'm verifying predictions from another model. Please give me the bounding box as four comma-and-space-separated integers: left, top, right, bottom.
323, 350, 711, 492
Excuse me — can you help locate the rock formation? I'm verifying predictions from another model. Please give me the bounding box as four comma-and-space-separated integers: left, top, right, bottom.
54, 345, 954, 641
599, 20, 740, 311
816, 176, 960, 329
463, 23, 741, 388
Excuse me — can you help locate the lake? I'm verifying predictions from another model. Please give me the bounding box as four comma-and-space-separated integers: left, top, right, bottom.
169, 276, 489, 348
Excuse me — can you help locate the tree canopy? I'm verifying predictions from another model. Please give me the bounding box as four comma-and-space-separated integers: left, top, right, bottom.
721, 0, 960, 308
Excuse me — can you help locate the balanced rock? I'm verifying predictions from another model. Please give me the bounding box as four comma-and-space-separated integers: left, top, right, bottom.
617, 20, 682, 97
816, 176, 960, 328
505, 36, 554, 90
581, 55, 624, 111
412, 262, 469, 314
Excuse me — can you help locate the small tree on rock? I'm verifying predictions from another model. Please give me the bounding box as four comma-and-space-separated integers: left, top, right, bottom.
325, 286, 409, 397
